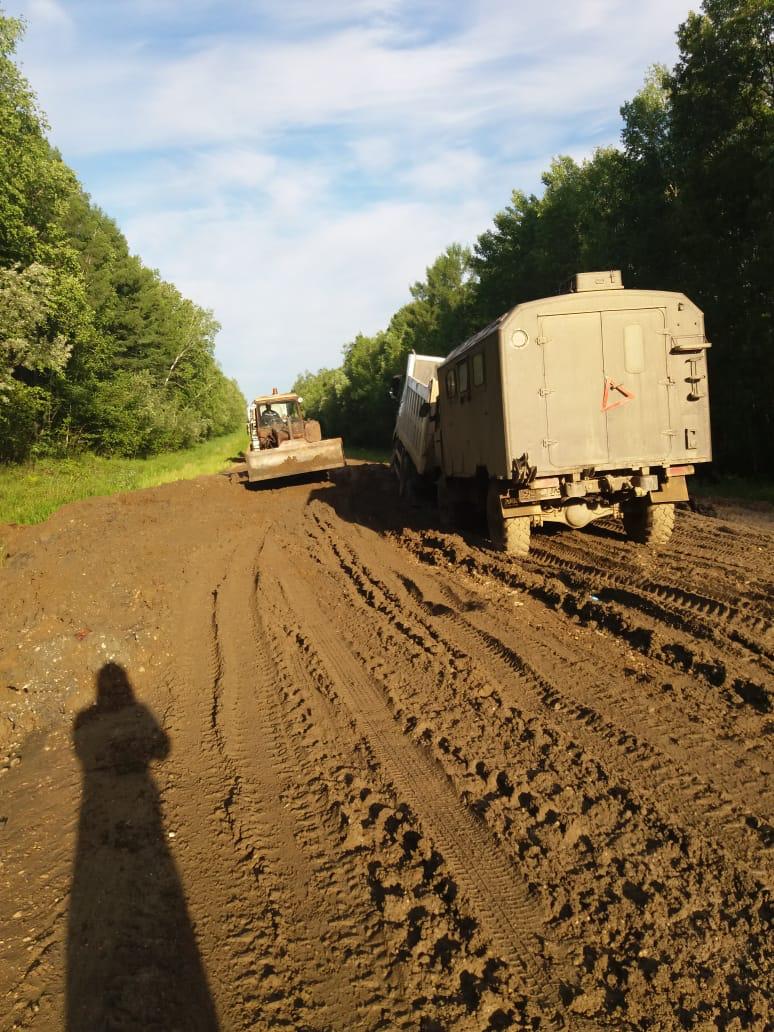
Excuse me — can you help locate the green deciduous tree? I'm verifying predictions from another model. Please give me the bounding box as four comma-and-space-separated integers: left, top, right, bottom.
667, 0, 774, 472
0, 10, 244, 462
0, 263, 73, 391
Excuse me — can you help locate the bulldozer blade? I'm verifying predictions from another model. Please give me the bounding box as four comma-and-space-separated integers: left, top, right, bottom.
244, 437, 346, 483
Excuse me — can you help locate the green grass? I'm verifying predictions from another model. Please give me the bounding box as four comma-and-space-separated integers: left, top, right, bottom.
691, 475, 774, 505
0, 429, 247, 526
345, 445, 391, 463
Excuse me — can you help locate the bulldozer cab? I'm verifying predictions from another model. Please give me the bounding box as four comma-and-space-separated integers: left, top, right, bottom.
258, 399, 303, 430
250, 392, 308, 448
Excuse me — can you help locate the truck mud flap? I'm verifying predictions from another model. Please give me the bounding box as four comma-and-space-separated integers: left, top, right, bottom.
245, 438, 345, 483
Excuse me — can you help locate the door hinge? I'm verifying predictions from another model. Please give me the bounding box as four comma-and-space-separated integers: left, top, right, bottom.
535, 336, 548, 346
539, 387, 553, 397
542, 438, 557, 448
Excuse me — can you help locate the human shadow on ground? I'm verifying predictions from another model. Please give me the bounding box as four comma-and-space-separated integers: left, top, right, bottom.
67, 663, 218, 1031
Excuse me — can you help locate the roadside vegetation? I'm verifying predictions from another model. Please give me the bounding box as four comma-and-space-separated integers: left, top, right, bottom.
692, 476, 774, 506
0, 428, 245, 525
0, 11, 244, 466
295, 0, 773, 479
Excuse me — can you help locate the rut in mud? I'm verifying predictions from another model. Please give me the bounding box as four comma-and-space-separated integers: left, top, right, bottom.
0, 464, 771, 1031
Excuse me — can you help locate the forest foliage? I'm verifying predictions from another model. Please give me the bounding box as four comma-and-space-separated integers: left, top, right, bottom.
294, 0, 773, 475
0, 12, 244, 463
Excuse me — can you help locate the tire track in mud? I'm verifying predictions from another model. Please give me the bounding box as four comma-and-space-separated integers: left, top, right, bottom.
180, 518, 556, 1030
300, 489, 771, 1028
161, 533, 381, 1029
399, 533, 773, 867
179, 531, 397, 1029
309, 510, 772, 879
529, 535, 774, 668
242, 518, 569, 1029
328, 511, 774, 858
525, 512, 774, 626
257, 533, 568, 1022
581, 516, 774, 632
564, 511, 772, 588
160, 540, 284, 1028
399, 525, 772, 754
231, 565, 399, 1028
448, 600, 774, 866
252, 568, 545, 1030
431, 524, 771, 710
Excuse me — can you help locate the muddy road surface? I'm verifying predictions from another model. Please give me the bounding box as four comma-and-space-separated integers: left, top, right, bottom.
0, 464, 771, 1031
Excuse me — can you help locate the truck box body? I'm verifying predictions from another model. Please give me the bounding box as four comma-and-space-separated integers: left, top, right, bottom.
392, 275, 712, 553
436, 285, 712, 479
394, 353, 442, 475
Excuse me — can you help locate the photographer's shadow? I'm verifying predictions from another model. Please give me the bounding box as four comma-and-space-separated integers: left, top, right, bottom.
67, 663, 218, 1031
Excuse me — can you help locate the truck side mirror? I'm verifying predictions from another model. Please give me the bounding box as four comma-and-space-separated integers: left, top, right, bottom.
388, 374, 403, 402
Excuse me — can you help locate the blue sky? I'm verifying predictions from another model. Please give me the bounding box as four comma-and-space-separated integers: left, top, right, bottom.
8, 0, 696, 399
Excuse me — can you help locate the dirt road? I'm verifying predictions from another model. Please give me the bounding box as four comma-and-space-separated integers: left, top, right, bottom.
0, 464, 771, 1030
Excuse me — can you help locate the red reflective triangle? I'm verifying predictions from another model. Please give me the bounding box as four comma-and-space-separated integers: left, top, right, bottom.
601, 378, 635, 412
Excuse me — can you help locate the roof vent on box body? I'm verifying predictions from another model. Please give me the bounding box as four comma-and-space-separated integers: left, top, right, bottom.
573, 270, 623, 292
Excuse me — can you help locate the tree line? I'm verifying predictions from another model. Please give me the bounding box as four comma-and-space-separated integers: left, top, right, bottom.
294, 0, 773, 476
0, 12, 245, 463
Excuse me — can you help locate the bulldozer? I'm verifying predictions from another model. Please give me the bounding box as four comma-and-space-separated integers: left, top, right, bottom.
244, 389, 345, 483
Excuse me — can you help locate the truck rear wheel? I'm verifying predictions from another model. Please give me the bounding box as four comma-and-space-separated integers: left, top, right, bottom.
502, 517, 531, 556
623, 501, 675, 546
398, 452, 418, 504
437, 476, 458, 529
486, 485, 531, 556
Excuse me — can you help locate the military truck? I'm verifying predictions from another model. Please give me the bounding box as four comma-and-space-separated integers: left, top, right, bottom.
391, 271, 712, 554
245, 390, 345, 483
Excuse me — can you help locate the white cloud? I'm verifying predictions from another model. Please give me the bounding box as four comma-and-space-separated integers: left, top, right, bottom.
24, 0, 71, 28
350, 136, 397, 173
400, 148, 487, 195
16, 2, 692, 156
94, 148, 333, 230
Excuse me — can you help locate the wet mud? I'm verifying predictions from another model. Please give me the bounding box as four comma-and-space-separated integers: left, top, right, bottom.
0, 464, 771, 1030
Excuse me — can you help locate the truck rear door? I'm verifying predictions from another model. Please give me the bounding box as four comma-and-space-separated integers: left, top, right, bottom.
600, 308, 672, 464
539, 307, 672, 469
540, 311, 608, 468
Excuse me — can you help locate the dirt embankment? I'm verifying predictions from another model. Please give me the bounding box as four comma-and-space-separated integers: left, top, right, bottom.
0, 465, 771, 1031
